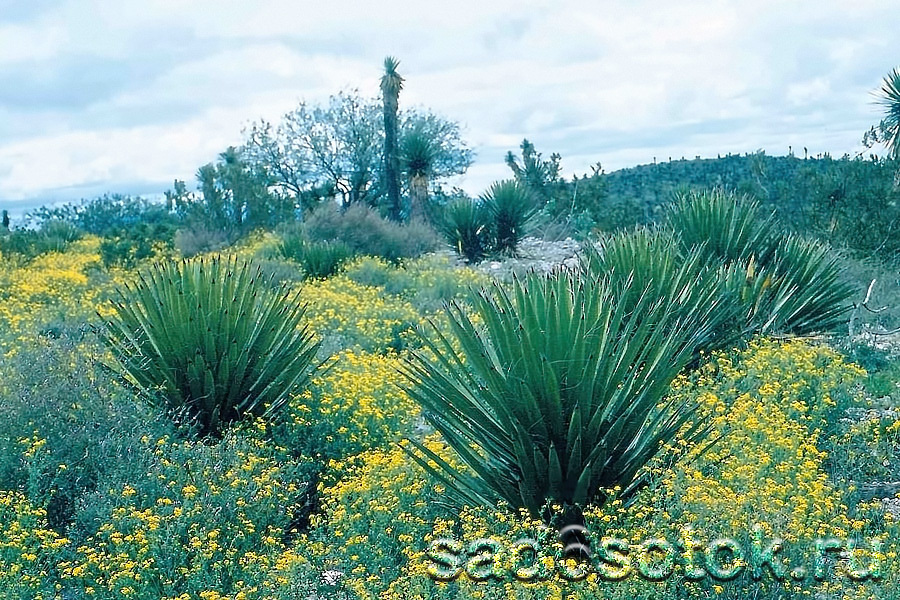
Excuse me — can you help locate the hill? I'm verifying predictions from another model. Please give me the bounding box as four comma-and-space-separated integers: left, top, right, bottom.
598, 152, 900, 260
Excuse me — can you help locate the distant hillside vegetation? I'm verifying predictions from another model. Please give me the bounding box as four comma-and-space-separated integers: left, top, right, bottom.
599, 152, 900, 261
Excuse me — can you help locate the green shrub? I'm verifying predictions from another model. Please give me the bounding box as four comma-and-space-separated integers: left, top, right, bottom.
0, 334, 175, 535
277, 226, 354, 279
99, 235, 155, 268
402, 265, 728, 533
275, 222, 306, 261
0, 219, 84, 260
342, 255, 490, 313
298, 240, 354, 279
254, 258, 306, 287
101, 256, 322, 438
301, 203, 439, 262
173, 224, 233, 257
27, 193, 178, 237
480, 179, 538, 254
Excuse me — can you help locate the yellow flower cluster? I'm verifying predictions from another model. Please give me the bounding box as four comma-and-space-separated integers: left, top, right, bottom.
0, 491, 69, 598
227, 230, 283, 260
301, 275, 423, 352
0, 238, 105, 342
288, 349, 420, 452
56, 435, 312, 598
304, 437, 453, 599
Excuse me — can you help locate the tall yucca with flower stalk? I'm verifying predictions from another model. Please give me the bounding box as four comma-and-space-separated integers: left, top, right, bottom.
101, 256, 322, 438
402, 264, 733, 542
381, 56, 405, 222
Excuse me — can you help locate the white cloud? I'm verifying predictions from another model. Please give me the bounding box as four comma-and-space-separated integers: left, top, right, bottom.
0, 0, 898, 205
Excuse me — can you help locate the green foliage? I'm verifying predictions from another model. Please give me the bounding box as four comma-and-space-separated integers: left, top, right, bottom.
666, 188, 779, 265
401, 124, 435, 178
480, 179, 538, 254
99, 235, 155, 269
583, 227, 681, 300
342, 255, 489, 313
24, 194, 179, 267
435, 197, 490, 263
402, 265, 727, 517
173, 223, 235, 258
295, 240, 354, 279
300, 203, 439, 262
400, 112, 474, 182
27, 194, 178, 238
0, 335, 175, 535
505, 138, 563, 204
101, 256, 322, 438
599, 152, 900, 260
504, 139, 609, 237
863, 66, 900, 160
0, 219, 83, 260
277, 218, 355, 278
745, 234, 856, 335
173, 147, 294, 233
243, 91, 472, 217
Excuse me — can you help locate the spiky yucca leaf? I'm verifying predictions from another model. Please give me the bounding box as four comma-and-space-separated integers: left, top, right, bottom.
402, 265, 729, 517
580, 227, 681, 292
734, 235, 855, 335
101, 256, 322, 438
667, 188, 780, 266
666, 188, 853, 336
581, 227, 745, 356
437, 197, 491, 263
481, 179, 538, 254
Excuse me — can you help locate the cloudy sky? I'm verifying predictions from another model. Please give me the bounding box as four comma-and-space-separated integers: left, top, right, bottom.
0, 0, 897, 216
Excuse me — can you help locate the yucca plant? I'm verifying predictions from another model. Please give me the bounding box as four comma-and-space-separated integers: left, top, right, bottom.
581, 227, 745, 357
666, 188, 854, 336
298, 240, 354, 280
667, 188, 780, 266
733, 235, 855, 335
402, 265, 730, 544
277, 230, 307, 263
278, 231, 354, 280
437, 197, 491, 263
481, 179, 538, 254
101, 256, 322, 438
